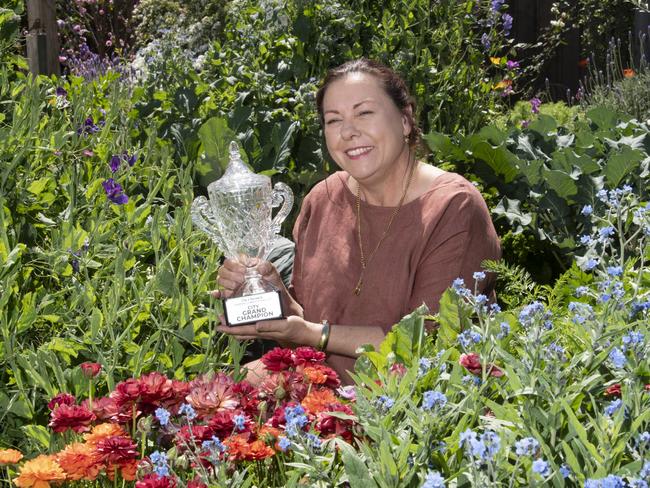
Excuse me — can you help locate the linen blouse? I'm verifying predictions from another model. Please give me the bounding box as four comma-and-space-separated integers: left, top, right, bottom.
290, 170, 501, 383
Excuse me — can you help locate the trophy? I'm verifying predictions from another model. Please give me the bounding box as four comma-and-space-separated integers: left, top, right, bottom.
191, 141, 294, 326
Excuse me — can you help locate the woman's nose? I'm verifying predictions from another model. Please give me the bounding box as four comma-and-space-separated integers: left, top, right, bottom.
340, 119, 360, 139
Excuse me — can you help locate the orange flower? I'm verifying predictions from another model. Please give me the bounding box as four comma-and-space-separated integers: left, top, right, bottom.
246, 440, 275, 460
301, 388, 337, 415
105, 459, 138, 481
578, 58, 589, 68
303, 366, 328, 385
83, 423, 128, 445
56, 443, 102, 481
623, 68, 635, 78
14, 455, 66, 488
257, 425, 282, 444
0, 448, 23, 465
492, 79, 512, 90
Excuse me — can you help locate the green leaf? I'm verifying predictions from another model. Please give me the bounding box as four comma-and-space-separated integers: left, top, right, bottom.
528, 114, 558, 135
27, 177, 50, 195
604, 146, 644, 188
542, 168, 578, 199
22, 424, 51, 449
587, 106, 618, 129
561, 400, 603, 464
493, 197, 533, 230
472, 141, 520, 183
197, 116, 237, 181
339, 441, 376, 488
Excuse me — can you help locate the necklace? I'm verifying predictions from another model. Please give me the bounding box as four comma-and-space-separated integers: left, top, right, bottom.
353, 161, 416, 296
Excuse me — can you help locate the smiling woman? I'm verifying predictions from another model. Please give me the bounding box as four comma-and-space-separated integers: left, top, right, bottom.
214, 58, 501, 384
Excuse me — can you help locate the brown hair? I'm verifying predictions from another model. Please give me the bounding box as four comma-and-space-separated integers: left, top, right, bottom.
315, 58, 422, 148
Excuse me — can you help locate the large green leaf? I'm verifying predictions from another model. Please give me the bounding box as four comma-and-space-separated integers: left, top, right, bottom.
472, 141, 520, 183
542, 168, 578, 199
604, 146, 644, 188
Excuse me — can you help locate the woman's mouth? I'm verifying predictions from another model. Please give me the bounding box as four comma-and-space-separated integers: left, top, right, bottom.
345, 146, 373, 158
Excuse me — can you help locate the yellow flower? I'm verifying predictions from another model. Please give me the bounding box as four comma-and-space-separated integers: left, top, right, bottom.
13, 455, 66, 488
490, 56, 502, 65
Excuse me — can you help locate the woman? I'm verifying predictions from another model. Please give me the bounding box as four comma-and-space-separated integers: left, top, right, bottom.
213, 58, 500, 384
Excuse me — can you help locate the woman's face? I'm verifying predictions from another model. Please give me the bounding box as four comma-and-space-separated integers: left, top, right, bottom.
321, 72, 411, 187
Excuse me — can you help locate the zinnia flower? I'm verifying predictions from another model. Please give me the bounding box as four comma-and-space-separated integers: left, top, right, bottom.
47, 392, 76, 411
84, 423, 128, 445
49, 404, 96, 433
185, 373, 237, 415
207, 411, 235, 439
261, 347, 296, 372
302, 363, 340, 388
0, 448, 23, 465
80, 362, 102, 378
137, 372, 175, 414
623, 68, 635, 78
301, 388, 337, 415
293, 347, 326, 366
14, 455, 66, 488
231, 381, 260, 417
604, 383, 622, 397
56, 443, 102, 481
459, 353, 504, 377
224, 434, 274, 461
94, 435, 138, 465
135, 473, 177, 488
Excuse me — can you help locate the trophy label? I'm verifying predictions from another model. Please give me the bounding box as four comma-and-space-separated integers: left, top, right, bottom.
223, 291, 284, 326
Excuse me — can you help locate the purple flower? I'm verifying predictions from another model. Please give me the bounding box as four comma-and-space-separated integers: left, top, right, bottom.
502, 13, 513, 36
109, 152, 137, 173
491, 0, 505, 11
109, 155, 121, 173
77, 117, 100, 136
56, 87, 67, 98
521, 120, 529, 128
506, 60, 520, 70
102, 178, 128, 205
481, 33, 491, 51
530, 97, 542, 114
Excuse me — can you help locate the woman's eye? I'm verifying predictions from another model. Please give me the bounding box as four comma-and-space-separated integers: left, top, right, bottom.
358, 111, 373, 116
325, 119, 341, 125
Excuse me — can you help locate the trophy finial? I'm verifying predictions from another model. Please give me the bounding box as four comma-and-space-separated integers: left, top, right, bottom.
229, 141, 241, 161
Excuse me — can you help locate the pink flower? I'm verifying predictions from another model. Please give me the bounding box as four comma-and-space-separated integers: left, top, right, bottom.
48, 392, 76, 411
389, 363, 407, 376
459, 353, 504, 377
49, 404, 96, 433
293, 347, 326, 366
261, 347, 295, 372
185, 373, 237, 416
80, 362, 102, 378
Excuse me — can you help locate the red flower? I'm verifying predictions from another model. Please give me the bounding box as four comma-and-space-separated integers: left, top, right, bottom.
187, 478, 208, 488
185, 373, 237, 416
49, 404, 96, 433
111, 378, 145, 410
80, 362, 102, 378
260, 371, 308, 403
95, 435, 138, 465
136, 474, 177, 488
164, 381, 191, 412
302, 364, 340, 388
389, 363, 407, 376
459, 353, 504, 377
293, 347, 326, 366
261, 347, 295, 372
138, 372, 175, 414
604, 383, 621, 397
316, 403, 355, 442
82, 396, 121, 422
48, 392, 76, 411
232, 381, 260, 417
175, 425, 215, 451
207, 411, 235, 440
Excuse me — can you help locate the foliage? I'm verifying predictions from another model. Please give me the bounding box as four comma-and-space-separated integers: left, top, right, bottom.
425, 104, 650, 282
0, 69, 231, 450
344, 191, 649, 486
1, 347, 354, 488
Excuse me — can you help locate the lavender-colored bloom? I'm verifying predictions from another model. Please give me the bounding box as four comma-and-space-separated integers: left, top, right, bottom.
502, 13, 513, 35
497, 321, 510, 339
640, 459, 650, 478
575, 286, 589, 297
581, 204, 593, 216
491, 0, 505, 11
77, 116, 100, 136
233, 414, 246, 431
109, 155, 121, 173
305, 433, 322, 450
637, 431, 650, 447
56, 87, 67, 97
418, 357, 433, 377
481, 33, 491, 50
489, 302, 501, 313
622, 331, 644, 348
178, 403, 197, 420
580, 234, 593, 245
377, 395, 395, 411
601, 475, 626, 488
473, 271, 486, 282
102, 178, 128, 205
530, 97, 542, 114
481, 431, 501, 459
514, 437, 539, 456
584, 258, 599, 271
604, 398, 623, 416
278, 436, 291, 452
422, 390, 447, 411
560, 464, 571, 478
629, 479, 648, 488
506, 60, 520, 69
599, 226, 615, 240
518, 301, 547, 327
532, 459, 550, 476
155, 407, 171, 426
422, 470, 446, 488
475, 294, 488, 306
609, 347, 626, 369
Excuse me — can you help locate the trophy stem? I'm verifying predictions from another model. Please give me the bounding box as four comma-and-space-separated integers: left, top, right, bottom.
243, 267, 266, 295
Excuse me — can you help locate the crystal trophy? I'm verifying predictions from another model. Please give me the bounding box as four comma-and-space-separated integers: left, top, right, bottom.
191, 141, 294, 326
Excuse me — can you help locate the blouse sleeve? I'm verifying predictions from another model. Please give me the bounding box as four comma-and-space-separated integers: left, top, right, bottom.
406, 187, 501, 315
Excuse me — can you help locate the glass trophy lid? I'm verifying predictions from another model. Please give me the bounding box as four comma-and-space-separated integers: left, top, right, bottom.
208, 141, 270, 194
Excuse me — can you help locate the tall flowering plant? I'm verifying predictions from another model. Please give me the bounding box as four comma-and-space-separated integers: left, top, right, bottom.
2, 347, 356, 487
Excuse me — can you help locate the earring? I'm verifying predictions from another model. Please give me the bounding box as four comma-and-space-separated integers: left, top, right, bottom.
404, 134, 410, 143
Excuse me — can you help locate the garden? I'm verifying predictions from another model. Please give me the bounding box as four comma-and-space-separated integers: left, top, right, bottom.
0, 0, 649, 486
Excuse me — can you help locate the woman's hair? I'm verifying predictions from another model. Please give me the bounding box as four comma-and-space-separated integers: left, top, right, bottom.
315, 58, 422, 148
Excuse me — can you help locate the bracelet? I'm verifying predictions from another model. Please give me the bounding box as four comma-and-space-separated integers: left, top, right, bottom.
317, 320, 330, 352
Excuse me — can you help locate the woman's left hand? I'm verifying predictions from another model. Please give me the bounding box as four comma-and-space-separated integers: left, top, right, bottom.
216, 315, 320, 347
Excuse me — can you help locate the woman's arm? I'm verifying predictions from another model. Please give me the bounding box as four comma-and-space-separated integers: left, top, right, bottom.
216, 316, 385, 358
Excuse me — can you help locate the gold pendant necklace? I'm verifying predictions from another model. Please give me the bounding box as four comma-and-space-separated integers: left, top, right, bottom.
353, 160, 416, 296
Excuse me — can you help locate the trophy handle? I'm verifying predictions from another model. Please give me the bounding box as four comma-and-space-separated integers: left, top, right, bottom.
270, 182, 294, 236
191, 196, 228, 253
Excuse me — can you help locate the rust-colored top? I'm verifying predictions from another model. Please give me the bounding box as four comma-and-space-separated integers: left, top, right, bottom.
291, 171, 501, 383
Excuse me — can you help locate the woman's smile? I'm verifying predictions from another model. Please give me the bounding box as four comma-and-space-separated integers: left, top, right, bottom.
345, 146, 374, 159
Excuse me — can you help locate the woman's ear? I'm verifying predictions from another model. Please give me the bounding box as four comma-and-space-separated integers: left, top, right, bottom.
401, 105, 414, 138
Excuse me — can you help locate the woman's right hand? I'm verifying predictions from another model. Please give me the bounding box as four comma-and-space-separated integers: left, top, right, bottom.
211, 258, 247, 299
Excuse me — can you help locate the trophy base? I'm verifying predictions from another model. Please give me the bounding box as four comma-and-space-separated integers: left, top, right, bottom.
223, 290, 284, 326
